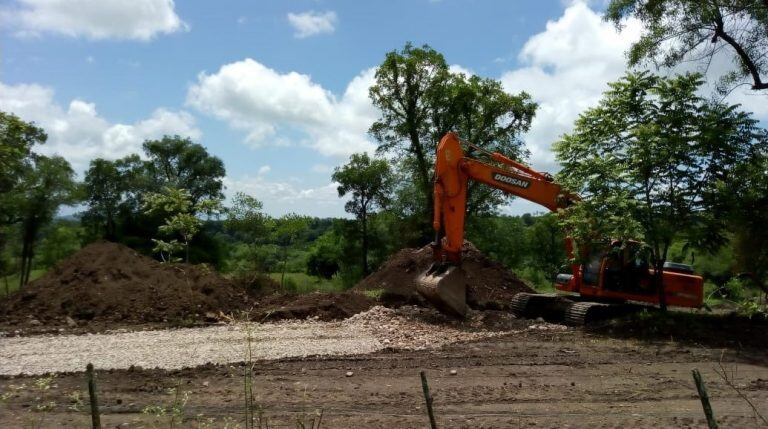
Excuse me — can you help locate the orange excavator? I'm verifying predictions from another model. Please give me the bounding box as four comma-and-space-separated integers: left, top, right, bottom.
416, 132, 704, 323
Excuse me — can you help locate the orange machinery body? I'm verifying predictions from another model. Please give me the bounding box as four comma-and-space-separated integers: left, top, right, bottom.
431, 132, 703, 309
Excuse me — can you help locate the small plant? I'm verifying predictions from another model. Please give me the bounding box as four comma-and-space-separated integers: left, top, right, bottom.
66, 390, 84, 412
141, 382, 190, 429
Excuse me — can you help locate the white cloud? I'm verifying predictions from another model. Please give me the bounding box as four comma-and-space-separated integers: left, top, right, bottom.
187, 59, 377, 158
500, 1, 642, 173
8, 0, 186, 40
224, 175, 343, 218
449, 64, 474, 76
287, 11, 337, 39
0, 82, 201, 172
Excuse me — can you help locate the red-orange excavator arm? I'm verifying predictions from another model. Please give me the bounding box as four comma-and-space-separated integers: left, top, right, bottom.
417, 132, 579, 316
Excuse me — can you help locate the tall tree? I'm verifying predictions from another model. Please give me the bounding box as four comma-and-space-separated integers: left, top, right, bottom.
369, 43, 537, 239
554, 72, 766, 310
332, 153, 394, 275
224, 192, 270, 272
142, 135, 226, 204
82, 159, 123, 240
0, 112, 47, 284
273, 214, 310, 288
17, 155, 79, 286
369, 43, 450, 210
606, 0, 768, 91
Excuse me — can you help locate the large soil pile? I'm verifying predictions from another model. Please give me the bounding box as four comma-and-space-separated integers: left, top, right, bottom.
0, 241, 249, 327
354, 242, 534, 310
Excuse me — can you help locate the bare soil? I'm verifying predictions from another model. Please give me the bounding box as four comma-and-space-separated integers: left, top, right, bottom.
0, 241, 249, 329
252, 291, 378, 322
2, 320, 766, 428
354, 242, 534, 310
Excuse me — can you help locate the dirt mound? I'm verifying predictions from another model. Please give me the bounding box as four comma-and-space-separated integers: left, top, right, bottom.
354, 242, 534, 310
0, 241, 249, 327
253, 292, 377, 322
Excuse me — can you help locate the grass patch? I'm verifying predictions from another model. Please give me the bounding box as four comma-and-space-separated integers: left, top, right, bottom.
1, 269, 46, 296
360, 289, 384, 299
268, 272, 345, 294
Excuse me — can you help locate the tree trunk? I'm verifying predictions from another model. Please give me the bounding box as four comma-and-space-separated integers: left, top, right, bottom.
408, 129, 433, 217
656, 259, 668, 312
361, 209, 369, 276
280, 248, 288, 289
18, 238, 28, 289
185, 239, 190, 264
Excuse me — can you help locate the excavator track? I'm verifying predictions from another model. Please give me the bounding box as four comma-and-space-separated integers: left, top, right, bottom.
510, 293, 568, 320
564, 302, 611, 325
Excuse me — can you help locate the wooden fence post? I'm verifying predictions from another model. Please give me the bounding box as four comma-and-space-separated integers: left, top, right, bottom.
420, 371, 438, 429
86, 363, 101, 429
692, 369, 718, 429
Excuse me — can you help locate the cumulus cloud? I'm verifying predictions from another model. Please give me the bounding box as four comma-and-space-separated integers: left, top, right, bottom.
224, 175, 342, 218
7, 0, 186, 40
287, 11, 337, 39
0, 82, 201, 172
500, 2, 642, 172
187, 59, 377, 158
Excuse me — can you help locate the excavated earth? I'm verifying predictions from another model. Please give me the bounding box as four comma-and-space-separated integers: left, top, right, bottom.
0, 241, 250, 331
1, 312, 767, 428
1, 242, 768, 427
354, 242, 534, 309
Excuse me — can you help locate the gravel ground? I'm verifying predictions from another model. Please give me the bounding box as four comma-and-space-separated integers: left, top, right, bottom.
0, 306, 532, 376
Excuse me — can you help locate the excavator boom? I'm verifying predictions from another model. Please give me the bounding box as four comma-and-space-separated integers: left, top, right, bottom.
417, 132, 703, 320
416, 132, 578, 316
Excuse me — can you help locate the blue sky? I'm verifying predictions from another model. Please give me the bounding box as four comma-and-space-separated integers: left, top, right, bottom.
2, 0, 766, 217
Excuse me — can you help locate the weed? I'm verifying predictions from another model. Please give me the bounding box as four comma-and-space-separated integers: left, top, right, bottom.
715, 354, 768, 426
141, 381, 190, 429
361, 288, 384, 299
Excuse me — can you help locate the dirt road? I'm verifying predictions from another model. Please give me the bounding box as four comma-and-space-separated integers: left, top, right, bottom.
2, 317, 766, 428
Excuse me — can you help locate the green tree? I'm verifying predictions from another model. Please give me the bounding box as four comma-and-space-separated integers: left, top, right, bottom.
37, 220, 84, 269
17, 155, 79, 286
369, 43, 537, 238
332, 153, 394, 275
606, 0, 768, 91
723, 151, 768, 292
526, 214, 567, 278
142, 187, 221, 263
142, 135, 226, 204
224, 192, 270, 272
273, 214, 310, 288
369, 43, 450, 210
554, 72, 766, 310
0, 112, 47, 286
306, 229, 342, 279
81, 158, 141, 240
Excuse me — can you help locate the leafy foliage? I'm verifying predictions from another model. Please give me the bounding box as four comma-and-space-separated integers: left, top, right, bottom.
554, 71, 767, 308
605, 0, 768, 91
143, 187, 221, 263
369, 43, 537, 239
332, 153, 393, 274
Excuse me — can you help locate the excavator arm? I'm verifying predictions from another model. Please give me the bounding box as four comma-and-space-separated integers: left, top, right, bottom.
417, 132, 579, 316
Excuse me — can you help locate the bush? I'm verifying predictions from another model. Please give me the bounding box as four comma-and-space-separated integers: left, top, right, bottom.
723, 277, 745, 300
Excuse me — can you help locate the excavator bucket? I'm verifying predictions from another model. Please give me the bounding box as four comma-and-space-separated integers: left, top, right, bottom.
416, 263, 467, 317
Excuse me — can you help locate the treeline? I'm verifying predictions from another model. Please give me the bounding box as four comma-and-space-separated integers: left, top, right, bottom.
2, 31, 767, 313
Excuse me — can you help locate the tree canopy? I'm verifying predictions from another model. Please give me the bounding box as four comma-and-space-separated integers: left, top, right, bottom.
369, 43, 537, 238
554, 71, 768, 308
333, 152, 394, 274
606, 0, 768, 91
